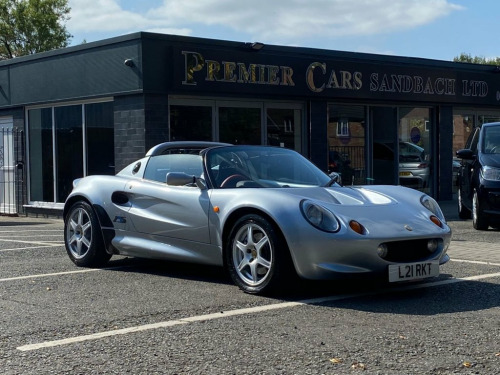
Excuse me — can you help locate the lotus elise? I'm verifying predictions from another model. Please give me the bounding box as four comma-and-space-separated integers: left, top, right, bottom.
64, 142, 451, 294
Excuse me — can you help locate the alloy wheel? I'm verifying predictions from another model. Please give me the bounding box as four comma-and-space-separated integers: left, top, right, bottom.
66, 207, 93, 259
232, 223, 273, 287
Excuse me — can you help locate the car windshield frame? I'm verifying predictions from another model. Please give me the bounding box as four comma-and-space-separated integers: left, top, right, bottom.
204, 145, 332, 189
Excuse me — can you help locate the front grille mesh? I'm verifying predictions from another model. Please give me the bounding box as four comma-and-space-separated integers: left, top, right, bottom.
382, 239, 439, 262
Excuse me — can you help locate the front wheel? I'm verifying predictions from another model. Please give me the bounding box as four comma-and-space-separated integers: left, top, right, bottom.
64, 201, 111, 267
472, 189, 489, 230
225, 214, 293, 294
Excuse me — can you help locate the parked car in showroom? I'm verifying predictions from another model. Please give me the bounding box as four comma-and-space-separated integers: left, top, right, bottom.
64, 142, 451, 294
373, 142, 430, 189
456, 122, 500, 230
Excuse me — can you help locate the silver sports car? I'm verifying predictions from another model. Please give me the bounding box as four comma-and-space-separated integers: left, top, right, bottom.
64, 142, 451, 294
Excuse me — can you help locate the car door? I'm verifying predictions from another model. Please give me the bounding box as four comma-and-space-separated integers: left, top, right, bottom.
125, 154, 211, 243
459, 127, 480, 208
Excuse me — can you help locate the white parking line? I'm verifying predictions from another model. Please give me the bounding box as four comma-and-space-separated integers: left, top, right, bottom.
0, 229, 61, 232
0, 268, 103, 282
0, 265, 133, 282
0, 238, 62, 245
0, 234, 62, 238
451, 258, 500, 267
16, 271, 500, 352
0, 245, 61, 252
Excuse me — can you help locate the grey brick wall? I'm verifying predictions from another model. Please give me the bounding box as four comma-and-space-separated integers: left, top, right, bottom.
144, 94, 169, 151
114, 95, 146, 171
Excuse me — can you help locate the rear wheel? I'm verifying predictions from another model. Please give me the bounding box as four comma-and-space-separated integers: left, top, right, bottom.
226, 214, 294, 294
472, 189, 489, 230
64, 201, 111, 267
457, 186, 471, 219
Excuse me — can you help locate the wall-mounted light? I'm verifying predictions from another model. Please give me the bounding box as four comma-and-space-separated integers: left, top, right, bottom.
492, 66, 500, 73
245, 42, 264, 51
124, 59, 134, 67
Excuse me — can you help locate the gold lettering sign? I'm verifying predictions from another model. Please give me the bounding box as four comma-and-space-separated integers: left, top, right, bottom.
182, 51, 205, 85
182, 51, 295, 87
306, 62, 362, 93
182, 51, 487, 99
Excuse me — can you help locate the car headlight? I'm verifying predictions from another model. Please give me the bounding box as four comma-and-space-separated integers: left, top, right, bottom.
300, 200, 340, 232
481, 166, 500, 181
420, 195, 445, 221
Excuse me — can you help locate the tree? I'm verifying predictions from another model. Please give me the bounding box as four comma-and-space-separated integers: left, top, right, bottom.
0, 0, 71, 60
453, 53, 500, 66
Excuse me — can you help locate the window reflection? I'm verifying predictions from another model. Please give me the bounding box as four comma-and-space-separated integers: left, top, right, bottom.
327, 104, 365, 185
28, 108, 54, 202
219, 107, 260, 144
170, 105, 212, 141
28, 101, 114, 204
55, 105, 83, 202
86, 102, 115, 175
398, 107, 431, 194
266, 108, 302, 152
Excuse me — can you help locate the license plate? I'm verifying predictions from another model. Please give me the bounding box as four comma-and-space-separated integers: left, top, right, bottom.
399, 171, 411, 176
388, 261, 439, 282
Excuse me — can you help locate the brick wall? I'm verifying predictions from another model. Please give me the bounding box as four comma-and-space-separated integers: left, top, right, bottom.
113, 95, 146, 171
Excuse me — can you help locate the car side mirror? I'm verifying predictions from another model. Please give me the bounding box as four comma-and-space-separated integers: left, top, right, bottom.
166, 172, 206, 189
329, 171, 343, 186
456, 149, 475, 160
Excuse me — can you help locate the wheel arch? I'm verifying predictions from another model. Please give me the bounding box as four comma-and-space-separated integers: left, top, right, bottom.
64, 195, 115, 252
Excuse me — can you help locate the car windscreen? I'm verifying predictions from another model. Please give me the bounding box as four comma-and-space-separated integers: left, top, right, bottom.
205, 146, 331, 188
483, 125, 500, 154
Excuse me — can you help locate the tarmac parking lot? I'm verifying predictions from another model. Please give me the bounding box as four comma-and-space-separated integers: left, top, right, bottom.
0, 199, 499, 374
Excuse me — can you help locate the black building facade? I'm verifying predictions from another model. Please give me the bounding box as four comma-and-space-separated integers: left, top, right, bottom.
1, 32, 499, 215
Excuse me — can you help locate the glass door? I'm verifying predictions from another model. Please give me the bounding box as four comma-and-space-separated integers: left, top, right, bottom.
371, 106, 398, 185
265, 103, 303, 152
218, 103, 262, 145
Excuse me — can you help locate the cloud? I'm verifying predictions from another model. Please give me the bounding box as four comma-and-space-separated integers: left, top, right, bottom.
67, 0, 463, 44
68, 0, 148, 32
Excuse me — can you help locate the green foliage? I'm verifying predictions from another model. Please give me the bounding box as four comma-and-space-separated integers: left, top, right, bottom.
0, 0, 71, 60
453, 53, 500, 66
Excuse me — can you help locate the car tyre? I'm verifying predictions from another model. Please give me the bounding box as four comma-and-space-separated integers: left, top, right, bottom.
226, 214, 294, 295
64, 201, 111, 267
472, 189, 489, 230
457, 186, 471, 219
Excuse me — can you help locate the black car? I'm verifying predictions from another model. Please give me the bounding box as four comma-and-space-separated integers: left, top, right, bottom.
456, 122, 500, 230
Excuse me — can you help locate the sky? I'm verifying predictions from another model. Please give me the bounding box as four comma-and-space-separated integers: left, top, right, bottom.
66, 0, 497, 62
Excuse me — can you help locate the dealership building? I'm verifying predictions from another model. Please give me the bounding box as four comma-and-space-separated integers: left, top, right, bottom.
0, 32, 499, 216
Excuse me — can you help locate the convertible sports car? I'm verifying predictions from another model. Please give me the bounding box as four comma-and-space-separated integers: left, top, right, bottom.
64, 142, 451, 294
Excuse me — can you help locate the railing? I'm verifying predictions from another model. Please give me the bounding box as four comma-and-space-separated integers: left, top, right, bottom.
329, 145, 366, 185
0, 127, 25, 215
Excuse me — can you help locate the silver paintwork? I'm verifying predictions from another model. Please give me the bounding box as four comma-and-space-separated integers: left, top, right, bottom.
64, 142, 451, 283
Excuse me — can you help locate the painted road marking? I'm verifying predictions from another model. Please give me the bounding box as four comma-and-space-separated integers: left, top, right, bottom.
0, 268, 103, 282
0, 245, 61, 252
0, 238, 62, 245
0, 266, 133, 282
451, 259, 500, 267
16, 271, 500, 352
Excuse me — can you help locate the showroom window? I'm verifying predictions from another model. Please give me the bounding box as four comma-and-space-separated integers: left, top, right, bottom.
27, 100, 114, 204
327, 104, 365, 185
169, 99, 304, 152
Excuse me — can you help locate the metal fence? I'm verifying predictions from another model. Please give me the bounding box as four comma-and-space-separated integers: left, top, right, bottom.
329, 145, 366, 185
0, 127, 25, 215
